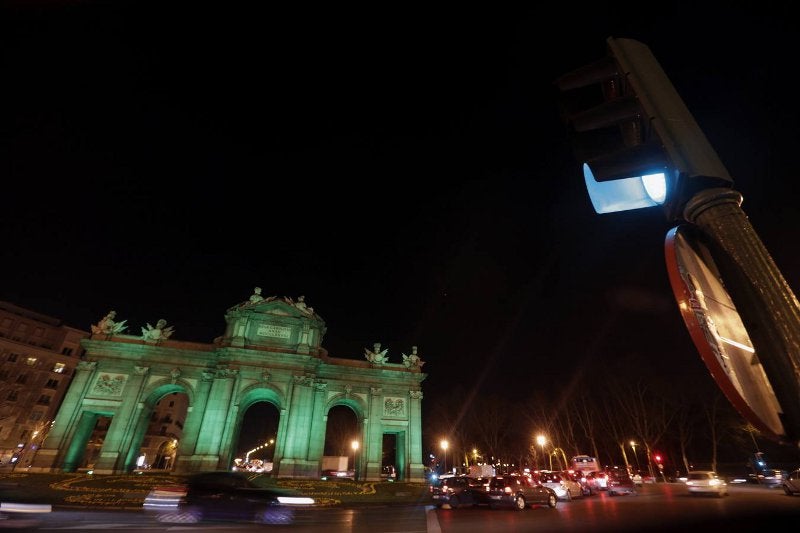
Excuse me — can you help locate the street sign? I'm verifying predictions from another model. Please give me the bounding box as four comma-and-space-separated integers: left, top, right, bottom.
665, 225, 786, 440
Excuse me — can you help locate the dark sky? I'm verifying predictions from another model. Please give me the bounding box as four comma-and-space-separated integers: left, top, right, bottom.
3, 3, 799, 413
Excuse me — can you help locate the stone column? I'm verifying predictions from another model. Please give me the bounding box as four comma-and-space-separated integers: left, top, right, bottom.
174, 369, 214, 473
93, 366, 150, 474
193, 368, 237, 470
365, 386, 384, 481
306, 380, 328, 469
407, 390, 426, 482
276, 375, 316, 478
31, 361, 98, 472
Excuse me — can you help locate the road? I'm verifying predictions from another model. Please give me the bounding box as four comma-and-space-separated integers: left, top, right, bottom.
3, 482, 798, 532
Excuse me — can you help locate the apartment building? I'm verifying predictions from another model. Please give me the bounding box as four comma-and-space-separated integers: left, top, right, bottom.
0, 301, 89, 467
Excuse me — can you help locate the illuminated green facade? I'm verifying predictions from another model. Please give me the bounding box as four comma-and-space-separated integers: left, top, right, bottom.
30, 296, 427, 481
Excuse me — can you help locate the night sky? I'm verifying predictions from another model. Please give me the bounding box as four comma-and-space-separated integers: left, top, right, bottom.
3, 3, 799, 423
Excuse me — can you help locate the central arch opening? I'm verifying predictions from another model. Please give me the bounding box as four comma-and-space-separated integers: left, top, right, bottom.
235, 401, 279, 473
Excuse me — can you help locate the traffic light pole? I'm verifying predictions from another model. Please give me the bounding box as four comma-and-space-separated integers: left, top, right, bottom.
683, 187, 800, 445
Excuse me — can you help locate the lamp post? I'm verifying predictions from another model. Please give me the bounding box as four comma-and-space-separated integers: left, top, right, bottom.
440, 440, 449, 474
630, 441, 641, 471
536, 435, 546, 470
351, 440, 359, 481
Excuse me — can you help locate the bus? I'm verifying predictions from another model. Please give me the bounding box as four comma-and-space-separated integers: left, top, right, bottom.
571, 455, 600, 474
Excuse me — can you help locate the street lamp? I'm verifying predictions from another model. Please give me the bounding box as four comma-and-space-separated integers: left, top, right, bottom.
351, 440, 359, 480
440, 440, 449, 474
536, 435, 546, 470
630, 441, 641, 471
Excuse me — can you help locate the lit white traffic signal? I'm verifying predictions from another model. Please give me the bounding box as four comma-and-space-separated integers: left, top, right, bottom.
556, 37, 732, 219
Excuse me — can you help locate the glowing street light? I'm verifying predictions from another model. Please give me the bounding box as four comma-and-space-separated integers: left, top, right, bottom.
536, 435, 547, 470
351, 440, 359, 480
440, 439, 449, 474
630, 441, 641, 470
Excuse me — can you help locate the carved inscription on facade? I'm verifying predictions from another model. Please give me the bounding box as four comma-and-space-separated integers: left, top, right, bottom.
90, 373, 128, 396
256, 323, 292, 339
383, 396, 406, 417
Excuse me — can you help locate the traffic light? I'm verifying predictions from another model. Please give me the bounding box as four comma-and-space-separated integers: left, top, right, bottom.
654, 454, 662, 463
555, 37, 733, 220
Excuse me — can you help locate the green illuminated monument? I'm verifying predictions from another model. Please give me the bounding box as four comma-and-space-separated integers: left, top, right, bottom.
30, 290, 427, 481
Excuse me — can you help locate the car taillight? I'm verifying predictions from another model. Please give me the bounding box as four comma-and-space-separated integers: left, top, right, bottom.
504, 486, 512, 494
442, 485, 449, 492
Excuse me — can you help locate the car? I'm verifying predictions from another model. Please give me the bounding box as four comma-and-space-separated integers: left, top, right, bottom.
632, 472, 643, 486
429, 475, 491, 509
752, 468, 787, 488
487, 475, 558, 511
685, 470, 729, 497
570, 469, 595, 495
533, 470, 584, 500
585, 470, 608, 491
605, 467, 636, 496
142, 471, 315, 524
321, 468, 355, 480
783, 469, 800, 496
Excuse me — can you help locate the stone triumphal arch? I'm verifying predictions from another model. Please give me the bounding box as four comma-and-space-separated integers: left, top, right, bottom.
31, 290, 427, 481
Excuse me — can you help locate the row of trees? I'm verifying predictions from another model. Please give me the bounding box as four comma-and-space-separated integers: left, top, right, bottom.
423, 367, 797, 478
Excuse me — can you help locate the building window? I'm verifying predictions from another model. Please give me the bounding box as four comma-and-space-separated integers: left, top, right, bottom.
15, 373, 27, 384
52, 363, 65, 373
29, 411, 44, 421
25, 357, 37, 366
45, 379, 59, 389
7, 390, 18, 401
159, 426, 167, 436
37, 395, 51, 405
0, 369, 9, 380
34, 327, 44, 337
61, 347, 73, 356
8, 353, 18, 362
20, 429, 28, 440
169, 401, 174, 407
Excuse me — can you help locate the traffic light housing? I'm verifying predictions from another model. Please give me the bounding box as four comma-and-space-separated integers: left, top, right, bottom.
555, 37, 733, 220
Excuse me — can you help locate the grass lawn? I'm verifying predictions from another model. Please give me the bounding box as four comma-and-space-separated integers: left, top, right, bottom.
0, 471, 432, 509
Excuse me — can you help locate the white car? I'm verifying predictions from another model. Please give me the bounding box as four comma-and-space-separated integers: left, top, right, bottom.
685, 470, 729, 497
783, 469, 800, 496
534, 471, 583, 500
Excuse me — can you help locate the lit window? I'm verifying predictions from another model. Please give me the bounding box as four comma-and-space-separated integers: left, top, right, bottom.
8, 353, 18, 362
52, 363, 66, 373
25, 357, 37, 366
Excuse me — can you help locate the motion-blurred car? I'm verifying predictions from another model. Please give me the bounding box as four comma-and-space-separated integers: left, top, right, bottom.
749, 468, 786, 488
487, 475, 558, 511
606, 467, 636, 496
685, 470, 729, 497
534, 470, 584, 500
430, 475, 490, 509
585, 470, 608, 491
320, 468, 355, 480
783, 469, 800, 496
143, 471, 315, 524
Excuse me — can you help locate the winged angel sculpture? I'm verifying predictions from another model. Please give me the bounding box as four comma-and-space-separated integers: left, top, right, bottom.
141, 319, 175, 343
364, 342, 389, 364
91, 310, 128, 337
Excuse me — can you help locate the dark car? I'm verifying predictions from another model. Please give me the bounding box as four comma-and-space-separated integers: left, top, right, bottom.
143, 471, 315, 524
487, 475, 558, 511
606, 467, 636, 496
430, 475, 490, 509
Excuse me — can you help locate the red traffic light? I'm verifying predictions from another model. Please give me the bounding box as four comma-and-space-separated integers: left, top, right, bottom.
654, 454, 662, 463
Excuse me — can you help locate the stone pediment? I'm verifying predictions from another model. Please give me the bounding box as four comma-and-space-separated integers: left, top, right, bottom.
222, 291, 326, 354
